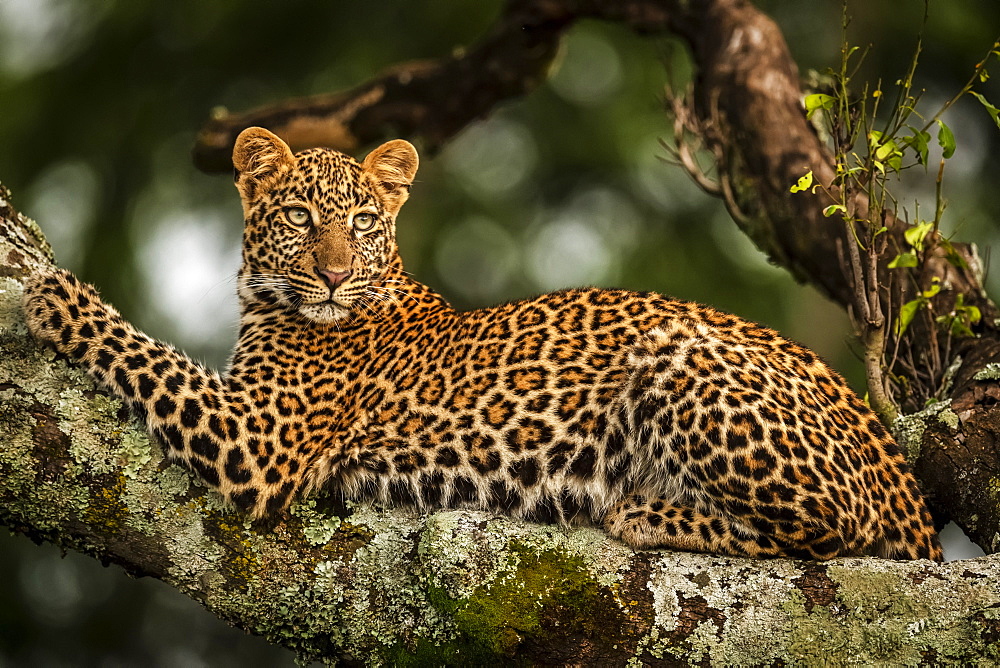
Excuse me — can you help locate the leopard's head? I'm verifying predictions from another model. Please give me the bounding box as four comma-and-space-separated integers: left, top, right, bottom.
232, 127, 418, 323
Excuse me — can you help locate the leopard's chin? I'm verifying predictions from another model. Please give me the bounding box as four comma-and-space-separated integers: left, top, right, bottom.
299, 301, 354, 324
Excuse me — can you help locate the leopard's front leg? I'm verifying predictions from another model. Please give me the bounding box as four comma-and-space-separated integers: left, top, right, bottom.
22, 268, 304, 515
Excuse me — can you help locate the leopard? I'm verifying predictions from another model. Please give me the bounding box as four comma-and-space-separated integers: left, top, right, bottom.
22, 126, 942, 561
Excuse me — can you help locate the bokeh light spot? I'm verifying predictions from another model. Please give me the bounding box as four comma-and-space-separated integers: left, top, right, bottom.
435, 215, 520, 302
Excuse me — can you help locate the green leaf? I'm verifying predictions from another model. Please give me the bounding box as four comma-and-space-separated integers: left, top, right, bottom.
937, 315, 975, 338
937, 120, 956, 159
953, 321, 976, 338
874, 139, 898, 161
822, 204, 847, 217
896, 298, 923, 336
789, 170, 814, 193
969, 91, 1000, 130
921, 279, 941, 299
804, 93, 835, 120
940, 239, 970, 270
888, 252, 918, 268
903, 221, 934, 251
954, 294, 982, 326
903, 130, 931, 166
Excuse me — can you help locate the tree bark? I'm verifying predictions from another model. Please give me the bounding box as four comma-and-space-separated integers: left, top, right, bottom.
6, 0, 1000, 662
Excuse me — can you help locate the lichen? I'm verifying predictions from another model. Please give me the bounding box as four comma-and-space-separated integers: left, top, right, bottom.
820, 558, 1000, 662
0, 387, 92, 533
989, 479, 1000, 504
892, 399, 954, 463
0, 390, 40, 494
937, 407, 961, 430
0, 285, 98, 534
195, 508, 643, 665
636, 552, 1000, 664
82, 473, 129, 532
120, 429, 152, 478
643, 552, 805, 663
974, 363, 1000, 381
164, 507, 227, 587
60, 388, 126, 474
0, 278, 30, 334
0, 200, 54, 266
119, 462, 190, 537
289, 497, 343, 546
938, 354, 964, 398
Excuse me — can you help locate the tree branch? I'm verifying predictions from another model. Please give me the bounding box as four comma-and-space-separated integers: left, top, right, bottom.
191, 0, 575, 173
3, 184, 1000, 662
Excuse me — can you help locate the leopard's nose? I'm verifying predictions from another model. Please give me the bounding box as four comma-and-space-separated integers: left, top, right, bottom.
315, 266, 353, 289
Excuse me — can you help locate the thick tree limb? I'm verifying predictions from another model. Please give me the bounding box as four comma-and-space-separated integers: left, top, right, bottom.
191, 0, 573, 173
4, 183, 1000, 662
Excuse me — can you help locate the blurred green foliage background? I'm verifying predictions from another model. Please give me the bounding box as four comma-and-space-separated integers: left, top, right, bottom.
0, 0, 997, 663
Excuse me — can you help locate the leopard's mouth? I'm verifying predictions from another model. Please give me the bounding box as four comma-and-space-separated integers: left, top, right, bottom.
293, 277, 360, 322
241, 279, 355, 323
298, 299, 354, 323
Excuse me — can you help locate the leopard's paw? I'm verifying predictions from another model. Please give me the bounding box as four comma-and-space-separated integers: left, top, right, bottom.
21, 268, 100, 353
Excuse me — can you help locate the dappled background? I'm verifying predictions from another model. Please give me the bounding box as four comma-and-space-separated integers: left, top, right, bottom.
1, 0, 998, 663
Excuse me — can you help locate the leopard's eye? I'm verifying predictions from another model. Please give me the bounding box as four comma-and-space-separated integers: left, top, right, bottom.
352, 211, 378, 233
284, 207, 312, 229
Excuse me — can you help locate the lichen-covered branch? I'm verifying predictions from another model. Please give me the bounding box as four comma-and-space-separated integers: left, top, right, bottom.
4, 185, 1000, 663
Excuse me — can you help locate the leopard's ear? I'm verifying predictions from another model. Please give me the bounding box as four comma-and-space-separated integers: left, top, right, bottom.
232, 127, 294, 200
362, 139, 419, 216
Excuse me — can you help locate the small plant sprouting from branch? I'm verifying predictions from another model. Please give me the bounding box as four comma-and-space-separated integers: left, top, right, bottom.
792, 1, 999, 420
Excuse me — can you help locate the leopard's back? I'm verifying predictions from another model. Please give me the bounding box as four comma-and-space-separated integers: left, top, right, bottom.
304, 282, 939, 560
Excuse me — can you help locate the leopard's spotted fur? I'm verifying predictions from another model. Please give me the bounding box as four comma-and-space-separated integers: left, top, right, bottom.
23, 127, 942, 560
